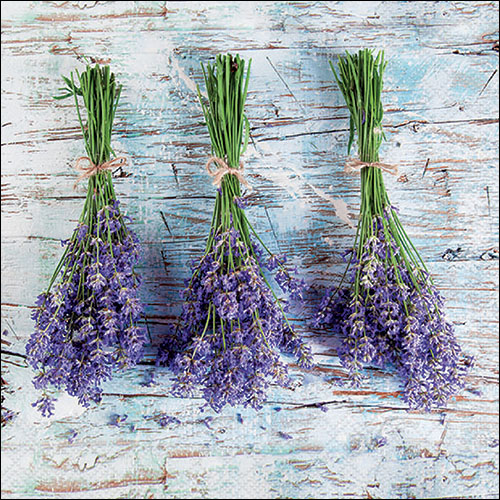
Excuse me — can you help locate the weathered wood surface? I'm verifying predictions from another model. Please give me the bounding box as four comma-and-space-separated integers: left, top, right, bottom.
1, 1, 498, 498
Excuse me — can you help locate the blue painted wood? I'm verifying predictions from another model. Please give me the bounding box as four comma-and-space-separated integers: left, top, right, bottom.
1, 1, 498, 498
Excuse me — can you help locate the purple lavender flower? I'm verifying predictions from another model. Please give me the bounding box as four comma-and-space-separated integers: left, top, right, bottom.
233, 196, 249, 210
108, 413, 128, 427
158, 226, 313, 413
32, 394, 56, 418
143, 412, 182, 427
371, 436, 387, 448
67, 429, 78, 443
26, 198, 146, 414
324, 49, 472, 411
27, 64, 146, 416
315, 212, 473, 410
161, 52, 313, 412
157, 413, 181, 427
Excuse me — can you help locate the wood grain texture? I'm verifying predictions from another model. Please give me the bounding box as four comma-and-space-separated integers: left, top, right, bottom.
1, 1, 498, 498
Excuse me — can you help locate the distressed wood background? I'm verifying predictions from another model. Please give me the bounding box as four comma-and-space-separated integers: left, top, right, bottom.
1, 1, 499, 498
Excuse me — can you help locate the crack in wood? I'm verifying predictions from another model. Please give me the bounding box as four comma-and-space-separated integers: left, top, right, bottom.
266, 55, 305, 113
479, 69, 498, 96
422, 158, 430, 178
159, 210, 172, 236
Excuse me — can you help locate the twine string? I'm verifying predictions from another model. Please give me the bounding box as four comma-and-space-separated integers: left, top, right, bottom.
344, 158, 398, 176
73, 156, 127, 188
206, 156, 252, 191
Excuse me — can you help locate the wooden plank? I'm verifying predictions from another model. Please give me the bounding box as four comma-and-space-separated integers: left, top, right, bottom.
1, 1, 498, 498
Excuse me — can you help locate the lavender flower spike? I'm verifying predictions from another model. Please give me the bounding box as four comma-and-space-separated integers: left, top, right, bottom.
26, 64, 146, 414
316, 49, 472, 410
157, 53, 313, 412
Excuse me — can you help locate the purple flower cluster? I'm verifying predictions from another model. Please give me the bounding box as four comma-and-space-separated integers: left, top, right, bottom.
108, 413, 129, 427
143, 413, 181, 428
26, 200, 145, 416
315, 210, 473, 411
158, 227, 313, 412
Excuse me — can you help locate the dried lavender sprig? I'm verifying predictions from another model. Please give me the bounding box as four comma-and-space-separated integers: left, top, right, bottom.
26, 64, 146, 416
316, 49, 472, 410
158, 54, 313, 412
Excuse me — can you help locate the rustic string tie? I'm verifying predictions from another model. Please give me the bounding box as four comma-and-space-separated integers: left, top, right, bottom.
73, 156, 128, 189
344, 157, 399, 176
206, 156, 252, 192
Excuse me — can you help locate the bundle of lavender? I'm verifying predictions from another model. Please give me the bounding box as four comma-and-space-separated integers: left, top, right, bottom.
26, 64, 145, 416
158, 54, 313, 412
315, 49, 472, 410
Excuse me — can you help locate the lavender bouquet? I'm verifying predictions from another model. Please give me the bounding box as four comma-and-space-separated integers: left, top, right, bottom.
26, 64, 146, 416
158, 54, 313, 412
315, 49, 472, 410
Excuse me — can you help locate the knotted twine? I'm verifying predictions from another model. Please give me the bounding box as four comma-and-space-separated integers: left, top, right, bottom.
206, 156, 252, 192
73, 156, 127, 189
344, 158, 399, 176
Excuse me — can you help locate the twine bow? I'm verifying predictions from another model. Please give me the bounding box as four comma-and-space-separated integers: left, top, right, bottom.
73, 156, 127, 189
206, 156, 252, 191
344, 158, 398, 176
